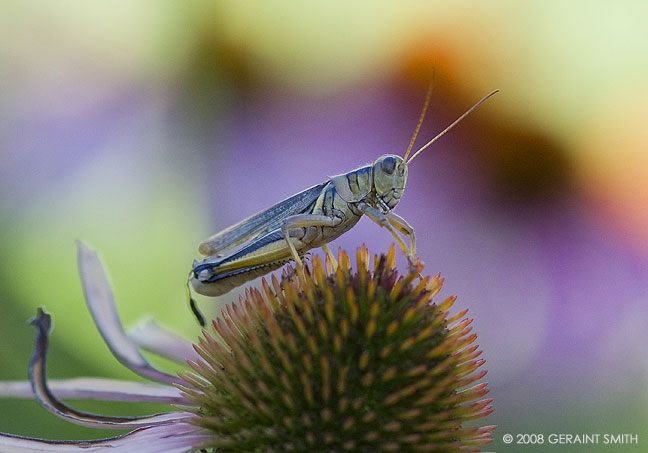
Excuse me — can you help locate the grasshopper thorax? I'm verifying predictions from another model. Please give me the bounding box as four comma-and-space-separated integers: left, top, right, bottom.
372, 154, 407, 211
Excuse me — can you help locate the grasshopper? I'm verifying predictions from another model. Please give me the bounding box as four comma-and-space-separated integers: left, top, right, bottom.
188, 84, 498, 325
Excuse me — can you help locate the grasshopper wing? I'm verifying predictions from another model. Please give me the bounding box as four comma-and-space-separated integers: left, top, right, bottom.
198, 181, 328, 256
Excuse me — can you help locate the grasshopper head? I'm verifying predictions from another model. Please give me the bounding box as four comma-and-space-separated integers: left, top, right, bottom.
372, 154, 407, 211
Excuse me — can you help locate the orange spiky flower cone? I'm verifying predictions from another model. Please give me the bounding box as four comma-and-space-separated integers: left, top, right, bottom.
178, 246, 494, 452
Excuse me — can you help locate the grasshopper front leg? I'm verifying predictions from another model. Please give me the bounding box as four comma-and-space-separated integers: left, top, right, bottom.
357, 203, 416, 264
384, 212, 416, 259
281, 214, 342, 273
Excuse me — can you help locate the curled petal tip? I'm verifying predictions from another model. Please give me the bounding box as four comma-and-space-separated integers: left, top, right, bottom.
29, 308, 51, 333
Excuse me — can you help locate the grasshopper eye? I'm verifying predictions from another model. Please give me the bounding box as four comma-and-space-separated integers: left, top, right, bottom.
381, 156, 396, 175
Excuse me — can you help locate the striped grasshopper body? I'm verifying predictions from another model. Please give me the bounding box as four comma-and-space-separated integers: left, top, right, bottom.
188, 86, 498, 322
190, 158, 411, 298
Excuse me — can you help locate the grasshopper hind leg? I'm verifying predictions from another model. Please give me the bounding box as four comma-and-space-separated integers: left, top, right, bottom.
189, 298, 206, 327
185, 276, 206, 327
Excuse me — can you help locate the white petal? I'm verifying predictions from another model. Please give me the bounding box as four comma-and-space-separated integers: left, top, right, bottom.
76, 241, 180, 385
0, 378, 187, 404
0, 422, 210, 453
29, 309, 189, 430
129, 319, 198, 364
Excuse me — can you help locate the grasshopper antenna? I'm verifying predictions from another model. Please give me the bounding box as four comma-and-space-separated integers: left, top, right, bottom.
403, 72, 435, 162
406, 89, 500, 165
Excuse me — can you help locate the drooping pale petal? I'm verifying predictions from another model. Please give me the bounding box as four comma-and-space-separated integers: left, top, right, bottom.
76, 241, 181, 385
29, 308, 191, 429
0, 378, 186, 404
0, 422, 210, 453
129, 319, 198, 364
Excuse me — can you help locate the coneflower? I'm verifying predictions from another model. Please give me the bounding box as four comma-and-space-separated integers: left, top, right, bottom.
181, 245, 494, 452
0, 243, 494, 452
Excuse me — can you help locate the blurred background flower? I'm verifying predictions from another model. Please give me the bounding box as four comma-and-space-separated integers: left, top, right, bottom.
0, 1, 647, 450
